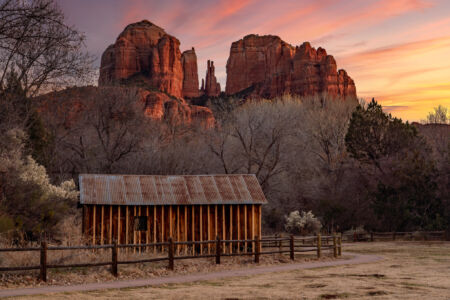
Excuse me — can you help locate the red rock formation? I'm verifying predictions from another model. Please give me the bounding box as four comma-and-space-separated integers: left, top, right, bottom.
181, 48, 200, 98
201, 60, 221, 97
141, 90, 214, 127
98, 20, 184, 98
225, 35, 356, 99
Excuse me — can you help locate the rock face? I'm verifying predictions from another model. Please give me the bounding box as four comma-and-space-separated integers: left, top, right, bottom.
201, 60, 221, 97
181, 48, 199, 98
141, 90, 214, 128
99, 20, 184, 98
225, 35, 356, 99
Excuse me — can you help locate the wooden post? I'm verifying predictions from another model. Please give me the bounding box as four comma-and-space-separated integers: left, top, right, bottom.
207, 205, 211, 254
168, 237, 174, 271
169, 206, 173, 243
222, 205, 225, 254
290, 235, 294, 260
237, 205, 240, 253
254, 235, 260, 263
125, 206, 129, 250
199, 205, 203, 255
333, 234, 338, 258
192, 206, 195, 255
338, 233, 342, 256
317, 234, 321, 258
39, 241, 47, 282
229, 205, 233, 254
101, 205, 104, 245
109, 205, 113, 245
244, 205, 247, 252
214, 205, 218, 246
258, 205, 262, 253
177, 205, 180, 254
251, 205, 255, 252
117, 206, 121, 245
138, 206, 142, 251
146, 206, 150, 251
216, 235, 221, 264
161, 206, 165, 246
133, 206, 137, 253
111, 242, 118, 277
184, 206, 187, 253
279, 233, 283, 253
153, 206, 157, 253
92, 205, 96, 245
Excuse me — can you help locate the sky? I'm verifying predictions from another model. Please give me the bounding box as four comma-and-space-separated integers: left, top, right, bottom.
57, 0, 450, 122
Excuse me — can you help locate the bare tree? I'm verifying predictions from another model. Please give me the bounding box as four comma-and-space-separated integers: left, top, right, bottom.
0, 0, 93, 96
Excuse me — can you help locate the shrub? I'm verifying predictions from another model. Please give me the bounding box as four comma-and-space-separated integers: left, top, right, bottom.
284, 210, 322, 235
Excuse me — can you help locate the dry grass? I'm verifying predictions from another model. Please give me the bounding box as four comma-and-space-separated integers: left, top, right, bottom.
16, 241, 450, 299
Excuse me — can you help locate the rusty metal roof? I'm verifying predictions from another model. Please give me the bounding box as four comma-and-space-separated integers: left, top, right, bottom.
79, 174, 268, 205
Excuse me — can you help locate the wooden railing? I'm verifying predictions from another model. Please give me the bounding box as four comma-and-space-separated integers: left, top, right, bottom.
0, 234, 342, 282
341, 230, 446, 242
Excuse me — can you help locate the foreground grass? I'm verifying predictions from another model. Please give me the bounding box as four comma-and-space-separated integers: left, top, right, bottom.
17, 242, 450, 299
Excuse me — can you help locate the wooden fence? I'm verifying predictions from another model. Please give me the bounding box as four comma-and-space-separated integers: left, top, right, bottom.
0, 234, 342, 282
342, 230, 446, 242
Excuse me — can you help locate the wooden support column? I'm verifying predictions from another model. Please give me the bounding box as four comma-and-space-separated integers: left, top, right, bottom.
251, 205, 255, 251
237, 205, 240, 253
153, 206, 156, 253
146, 206, 150, 251
229, 205, 233, 253
184, 206, 187, 253
117, 206, 121, 244
138, 206, 142, 251
109, 206, 113, 244
222, 205, 225, 254
92, 205, 96, 245
214, 205, 218, 246
169, 206, 173, 240
258, 205, 262, 252
133, 206, 137, 253
176, 205, 181, 254
207, 205, 211, 254
125, 206, 129, 250
192, 206, 195, 255
244, 205, 248, 252
199, 205, 203, 255
161, 206, 165, 244
100, 205, 104, 245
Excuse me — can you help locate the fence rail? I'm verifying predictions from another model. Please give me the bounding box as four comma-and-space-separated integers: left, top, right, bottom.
341, 230, 446, 242
0, 234, 342, 282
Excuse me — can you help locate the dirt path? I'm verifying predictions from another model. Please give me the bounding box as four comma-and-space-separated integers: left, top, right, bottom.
0, 252, 381, 298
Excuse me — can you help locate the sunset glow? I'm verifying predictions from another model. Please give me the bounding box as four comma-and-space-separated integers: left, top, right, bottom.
58, 0, 450, 121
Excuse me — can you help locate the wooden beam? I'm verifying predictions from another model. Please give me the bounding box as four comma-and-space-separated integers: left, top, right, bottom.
222, 205, 225, 254
126, 206, 129, 251
259, 205, 262, 252
244, 205, 247, 252
251, 205, 255, 252
109, 206, 113, 244
176, 205, 181, 254
133, 206, 137, 253
117, 206, 121, 244
229, 205, 233, 253
199, 205, 203, 255
100, 205, 104, 245
192, 206, 195, 255
237, 205, 240, 253
138, 206, 142, 251
207, 205, 210, 254
184, 206, 187, 253
92, 205, 96, 245
215, 205, 218, 254
153, 206, 156, 253
169, 206, 173, 240
161, 206, 165, 243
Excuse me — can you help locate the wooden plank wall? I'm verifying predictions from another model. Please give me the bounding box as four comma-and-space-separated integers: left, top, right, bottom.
83, 204, 262, 254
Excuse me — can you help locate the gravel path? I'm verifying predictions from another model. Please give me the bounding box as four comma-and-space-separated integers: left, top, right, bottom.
0, 252, 382, 298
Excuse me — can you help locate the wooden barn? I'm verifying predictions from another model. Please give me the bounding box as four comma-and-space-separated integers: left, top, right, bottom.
79, 174, 267, 253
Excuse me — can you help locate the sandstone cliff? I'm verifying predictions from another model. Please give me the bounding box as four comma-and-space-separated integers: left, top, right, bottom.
181, 48, 200, 98
225, 35, 356, 99
201, 60, 221, 97
99, 20, 184, 98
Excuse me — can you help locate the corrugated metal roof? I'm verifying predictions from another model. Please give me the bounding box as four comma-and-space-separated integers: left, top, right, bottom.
79, 174, 268, 205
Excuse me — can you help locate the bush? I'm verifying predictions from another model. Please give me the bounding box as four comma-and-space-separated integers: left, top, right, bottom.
284, 210, 322, 235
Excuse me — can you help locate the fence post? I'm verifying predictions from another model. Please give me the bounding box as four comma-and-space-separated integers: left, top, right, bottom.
290, 235, 294, 260
333, 235, 337, 258
338, 233, 342, 256
111, 242, 118, 277
254, 235, 260, 263
317, 234, 321, 259
370, 232, 374, 242
278, 233, 282, 252
216, 236, 221, 264
39, 241, 47, 282
168, 237, 174, 270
